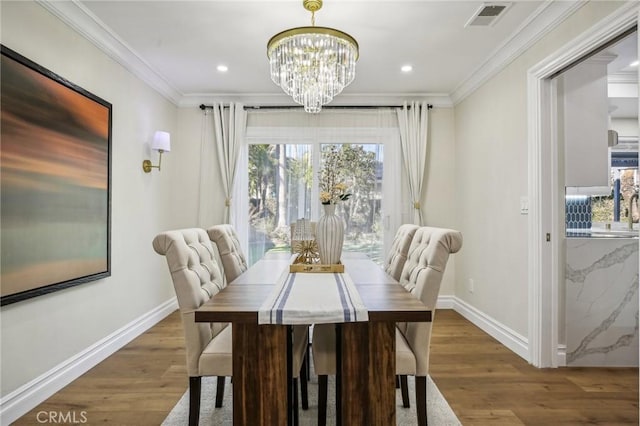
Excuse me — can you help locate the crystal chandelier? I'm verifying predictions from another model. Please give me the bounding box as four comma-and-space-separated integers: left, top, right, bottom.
267, 0, 359, 113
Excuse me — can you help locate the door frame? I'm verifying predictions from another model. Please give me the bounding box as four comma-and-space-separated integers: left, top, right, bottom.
527, 4, 639, 367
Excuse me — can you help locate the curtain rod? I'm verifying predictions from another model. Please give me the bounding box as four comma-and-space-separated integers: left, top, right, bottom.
199, 104, 433, 111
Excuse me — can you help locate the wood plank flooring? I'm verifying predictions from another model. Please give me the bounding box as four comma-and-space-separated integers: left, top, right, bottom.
429, 310, 639, 425
13, 309, 638, 425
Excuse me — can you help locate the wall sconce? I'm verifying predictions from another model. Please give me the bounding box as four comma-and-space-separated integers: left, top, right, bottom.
142, 131, 171, 173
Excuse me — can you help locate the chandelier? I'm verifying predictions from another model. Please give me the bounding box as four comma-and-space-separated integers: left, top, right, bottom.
267, 0, 359, 113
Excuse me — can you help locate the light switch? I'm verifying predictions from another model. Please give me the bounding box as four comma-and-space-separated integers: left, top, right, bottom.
520, 196, 529, 215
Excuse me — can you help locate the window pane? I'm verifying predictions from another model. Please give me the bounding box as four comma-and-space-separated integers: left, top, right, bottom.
248, 144, 312, 264
321, 144, 383, 263
247, 143, 384, 265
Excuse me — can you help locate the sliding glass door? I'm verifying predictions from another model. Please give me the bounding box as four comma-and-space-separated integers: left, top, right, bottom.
247, 142, 386, 265
241, 109, 401, 266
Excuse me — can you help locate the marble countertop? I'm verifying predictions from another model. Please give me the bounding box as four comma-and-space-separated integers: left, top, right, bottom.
566, 225, 639, 239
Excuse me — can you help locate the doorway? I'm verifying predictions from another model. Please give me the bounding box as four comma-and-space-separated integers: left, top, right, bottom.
527, 7, 638, 367
556, 30, 639, 367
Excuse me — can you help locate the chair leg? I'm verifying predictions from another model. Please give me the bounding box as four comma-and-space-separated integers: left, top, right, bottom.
306, 334, 311, 380
188, 376, 201, 426
215, 376, 225, 408
396, 375, 400, 389
318, 374, 328, 426
400, 375, 410, 408
416, 376, 428, 425
300, 358, 309, 410
290, 378, 298, 426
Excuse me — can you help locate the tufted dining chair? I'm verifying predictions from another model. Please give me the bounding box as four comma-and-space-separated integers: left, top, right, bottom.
153, 228, 309, 425
206, 224, 248, 283
383, 224, 420, 281
207, 223, 311, 419
381, 223, 420, 392
153, 228, 230, 426
312, 226, 463, 425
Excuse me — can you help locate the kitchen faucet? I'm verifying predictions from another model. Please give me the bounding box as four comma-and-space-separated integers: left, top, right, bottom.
629, 187, 639, 230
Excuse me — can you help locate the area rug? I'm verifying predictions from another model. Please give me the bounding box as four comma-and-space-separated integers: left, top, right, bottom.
163, 367, 460, 425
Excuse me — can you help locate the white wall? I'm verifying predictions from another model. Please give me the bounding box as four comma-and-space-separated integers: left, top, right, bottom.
421, 107, 458, 296
453, 1, 627, 338
0, 1, 180, 398
611, 117, 640, 138
172, 107, 227, 228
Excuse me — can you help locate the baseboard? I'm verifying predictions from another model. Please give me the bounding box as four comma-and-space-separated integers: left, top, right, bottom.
451, 297, 530, 362
0, 298, 178, 425
436, 294, 456, 309
557, 344, 567, 367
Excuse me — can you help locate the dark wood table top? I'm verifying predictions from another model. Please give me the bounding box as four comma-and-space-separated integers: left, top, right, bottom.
195, 256, 431, 324
356, 284, 431, 322
195, 284, 273, 323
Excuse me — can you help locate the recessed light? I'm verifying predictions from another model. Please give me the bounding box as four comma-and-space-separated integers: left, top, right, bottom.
630, 60, 639, 67
217, 65, 228, 72
401, 65, 413, 73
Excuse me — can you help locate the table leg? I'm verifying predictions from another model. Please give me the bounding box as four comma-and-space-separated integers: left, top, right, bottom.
340, 321, 395, 425
287, 325, 293, 426
335, 324, 342, 426
368, 321, 396, 424
233, 323, 288, 425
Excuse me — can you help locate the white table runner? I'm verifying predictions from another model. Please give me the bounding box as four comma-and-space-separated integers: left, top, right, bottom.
258, 271, 369, 325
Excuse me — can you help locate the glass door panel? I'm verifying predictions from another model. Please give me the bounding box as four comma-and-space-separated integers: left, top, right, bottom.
320, 143, 384, 263
248, 144, 312, 264
247, 143, 385, 265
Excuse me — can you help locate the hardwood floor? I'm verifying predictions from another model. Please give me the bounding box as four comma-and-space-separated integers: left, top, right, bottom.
14, 312, 189, 426
429, 310, 639, 425
14, 309, 638, 425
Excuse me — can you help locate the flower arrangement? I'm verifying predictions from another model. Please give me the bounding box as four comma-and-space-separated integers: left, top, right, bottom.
319, 145, 351, 205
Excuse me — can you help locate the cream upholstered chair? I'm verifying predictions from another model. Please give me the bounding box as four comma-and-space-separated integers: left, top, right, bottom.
152, 228, 230, 426
206, 224, 248, 283
381, 223, 419, 392
153, 228, 309, 425
313, 223, 418, 401
312, 226, 462, 425
207, 223, 311, 418
383, 224, 420, 280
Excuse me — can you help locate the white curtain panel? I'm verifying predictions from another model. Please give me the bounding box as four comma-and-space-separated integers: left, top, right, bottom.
199, 102, 247, 226
397, 101, 430, 225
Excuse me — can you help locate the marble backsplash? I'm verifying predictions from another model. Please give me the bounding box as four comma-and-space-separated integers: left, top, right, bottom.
565, 238, 639, 366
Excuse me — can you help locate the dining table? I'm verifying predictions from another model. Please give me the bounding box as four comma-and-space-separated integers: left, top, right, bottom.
194, 252, 431, 425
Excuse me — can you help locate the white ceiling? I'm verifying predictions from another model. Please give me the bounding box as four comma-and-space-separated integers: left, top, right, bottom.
605, 32, 639, 119
43, 1, 636, 108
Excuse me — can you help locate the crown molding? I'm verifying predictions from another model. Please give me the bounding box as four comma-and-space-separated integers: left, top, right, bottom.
36, 0, 453, 109
609, 71, 639, 85
528, 2, 639, 80
450, 1, 585, 105
36, 0, 183, 105
37, 0, 613, 110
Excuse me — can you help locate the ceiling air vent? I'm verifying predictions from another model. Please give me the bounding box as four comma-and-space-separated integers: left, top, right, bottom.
465, 3, 511, 27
